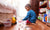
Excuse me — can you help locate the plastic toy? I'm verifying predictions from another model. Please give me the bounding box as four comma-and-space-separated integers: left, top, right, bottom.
12, 17, 16, 24
18, 21, 26, 30
44, 14, 47, 22
45, 16, 47, 21
38, 16, 41, 20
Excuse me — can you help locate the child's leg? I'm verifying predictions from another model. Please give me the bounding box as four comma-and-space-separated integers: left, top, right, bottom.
26, 20, 31, 23
26, 20, 31, 25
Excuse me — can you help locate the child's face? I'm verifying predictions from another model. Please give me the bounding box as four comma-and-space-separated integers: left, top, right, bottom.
25, 6, 30, 11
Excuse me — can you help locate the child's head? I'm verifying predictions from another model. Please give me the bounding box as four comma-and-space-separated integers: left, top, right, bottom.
25, 4, 31, 11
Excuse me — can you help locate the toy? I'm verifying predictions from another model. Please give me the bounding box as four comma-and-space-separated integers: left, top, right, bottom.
3, 20, 11, 27
18, 20, 26, 30
12, 17, 17, 24
45, 16, 47, 21
38, 16, 41, 20
44, 14, 47, 22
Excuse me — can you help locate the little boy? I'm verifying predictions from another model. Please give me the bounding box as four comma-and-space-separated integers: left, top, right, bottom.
23, 4, 36, 23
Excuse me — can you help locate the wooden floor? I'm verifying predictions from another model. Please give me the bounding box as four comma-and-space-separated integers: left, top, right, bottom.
0, 20, 50, 30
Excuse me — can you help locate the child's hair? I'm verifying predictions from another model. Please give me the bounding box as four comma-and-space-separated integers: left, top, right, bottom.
25, 4, 31, 8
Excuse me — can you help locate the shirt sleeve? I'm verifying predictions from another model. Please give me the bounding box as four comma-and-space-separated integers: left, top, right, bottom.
23, 11, 30, 21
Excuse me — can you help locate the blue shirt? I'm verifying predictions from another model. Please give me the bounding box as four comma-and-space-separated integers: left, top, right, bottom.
23, 10, 36, 23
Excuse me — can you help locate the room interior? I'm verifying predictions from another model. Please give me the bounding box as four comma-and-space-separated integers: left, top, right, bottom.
0, 0, 50, 30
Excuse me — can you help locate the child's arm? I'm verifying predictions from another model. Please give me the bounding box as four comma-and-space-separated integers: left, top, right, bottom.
23, 11, 30, 21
